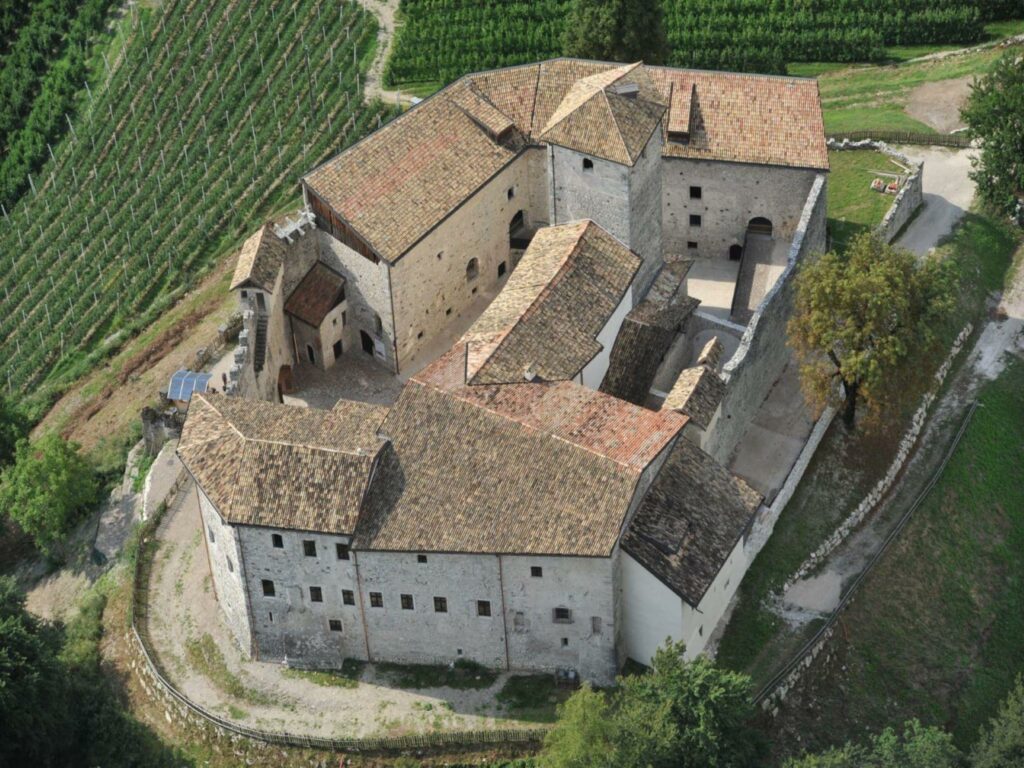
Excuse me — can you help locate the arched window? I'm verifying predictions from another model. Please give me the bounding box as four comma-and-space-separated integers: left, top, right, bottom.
748, 217, 773, 237
466, 258, 479, 282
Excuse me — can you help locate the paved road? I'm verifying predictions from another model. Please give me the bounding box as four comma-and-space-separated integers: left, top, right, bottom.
895, 146, 976, 256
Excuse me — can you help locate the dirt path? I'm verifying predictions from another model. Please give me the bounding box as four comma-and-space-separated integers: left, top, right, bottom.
145, 482, 550, 738
904, 76, 972, 133
357, 0, 414, 106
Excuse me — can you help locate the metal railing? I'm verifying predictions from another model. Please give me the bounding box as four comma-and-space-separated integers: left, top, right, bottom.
752, 399, 978, 705
129, 486, 546, 754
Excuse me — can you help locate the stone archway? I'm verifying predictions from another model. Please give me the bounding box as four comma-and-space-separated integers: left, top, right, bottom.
748, 216, 773, 237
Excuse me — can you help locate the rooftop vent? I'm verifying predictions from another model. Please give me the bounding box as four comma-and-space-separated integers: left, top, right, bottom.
610, 82, 640, 99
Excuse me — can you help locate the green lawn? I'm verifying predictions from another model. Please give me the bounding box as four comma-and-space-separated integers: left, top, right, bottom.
826, 150, 905, 251
771, 355, 1024, 757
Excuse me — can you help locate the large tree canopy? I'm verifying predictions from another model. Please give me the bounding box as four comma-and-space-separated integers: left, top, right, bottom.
563, 0, 669, 65
972, 677, 1024, 768
788, 233, 958, 427
962, 52, 1024, 222
540, 641, 761, 768
0, 433, 99, 556
0, 394, 28, 467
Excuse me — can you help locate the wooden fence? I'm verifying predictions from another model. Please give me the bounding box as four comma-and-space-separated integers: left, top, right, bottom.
828, 130, 972, 148
129, 487, 547, 754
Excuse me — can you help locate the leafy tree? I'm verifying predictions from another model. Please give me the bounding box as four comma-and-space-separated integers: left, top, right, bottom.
0, 393, 28, 466
541, 641, 761, 768
962, 53, 1024, 222
788, 233, 958, 428
0, 433, 99, 557
0, 575, 73, 766
563, 0, 669, 65
971, 677, 1024, 768
784, 720, 962, 767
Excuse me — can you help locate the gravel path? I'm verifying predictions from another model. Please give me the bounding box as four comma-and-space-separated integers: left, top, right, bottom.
895, 146, 976, 257
145, 482, 548, 738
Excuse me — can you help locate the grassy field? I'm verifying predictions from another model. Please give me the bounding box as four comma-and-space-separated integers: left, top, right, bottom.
826, 150, 905, 250
771, 353, 1024, 757
716, 211, 1022, 688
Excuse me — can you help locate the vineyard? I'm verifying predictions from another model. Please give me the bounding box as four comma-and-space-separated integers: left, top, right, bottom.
0, 0, 394, 400
384, 0, 1020, 85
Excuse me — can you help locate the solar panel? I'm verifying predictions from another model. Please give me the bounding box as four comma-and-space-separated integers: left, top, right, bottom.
168, 369, 212, 401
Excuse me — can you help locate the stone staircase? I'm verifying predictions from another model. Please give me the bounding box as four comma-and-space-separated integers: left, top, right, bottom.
254, 314, 268, 373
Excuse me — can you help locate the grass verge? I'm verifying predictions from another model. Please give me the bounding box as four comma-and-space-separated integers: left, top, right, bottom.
185, 633, 271, 706
496, 675, 570, 723
376, 659, 498, 690
282, 658, 366, 689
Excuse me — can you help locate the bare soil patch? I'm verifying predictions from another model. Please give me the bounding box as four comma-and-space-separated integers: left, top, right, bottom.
904, 76, 973, 133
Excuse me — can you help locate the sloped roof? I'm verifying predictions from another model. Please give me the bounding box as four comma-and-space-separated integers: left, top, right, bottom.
622, 438, 761, 606
662, 366, 726, 429
462, 221, 640, 385
356, 379, 682, 556
302, 58, 826, 263
647, 66, 828, 169
285, 262, 346, 327
537, 63, 667, 165
177, 394, 389, 533
230, 224, 288, 292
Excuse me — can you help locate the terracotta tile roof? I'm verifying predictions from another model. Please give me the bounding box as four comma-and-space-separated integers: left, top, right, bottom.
303, 91, 522, 263
230, 224, 288, 291
646, 66, 828, 170
304, 58, 826, 263
537, 63, 666, 165
622, 438, 761, 606
177, 394, 388, 534
667, 81, 694, 137
357, 378, 682, 556
662, 366, 725, 429
462, 221, 640, 384
284, 262, 346, 327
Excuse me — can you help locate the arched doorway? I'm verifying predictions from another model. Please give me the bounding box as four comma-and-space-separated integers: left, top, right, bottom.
729, 244, 743, 261
748, 217, 773, 237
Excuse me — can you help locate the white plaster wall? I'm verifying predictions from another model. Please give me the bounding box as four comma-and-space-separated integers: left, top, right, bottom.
356, 551, 507, 668
238, 526, 367, 666
581, 287, 633, 389
620, 552, 684, 666
198, 490, 253, 654
501, 554, 618, 686
389, 148, 549, 373
680, 536, 747, 659
663, 158, 819, 259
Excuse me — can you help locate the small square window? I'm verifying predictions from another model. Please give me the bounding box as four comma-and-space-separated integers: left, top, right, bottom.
303, 540, 317, 557
417, 554, 428, 564
689, 185, 702, 199
477, 600, 491, 617
531, 566, 543, 578
262, 579, 275, 597
582, 158, 594, 170
687, 241, 698, 249
561, 637, 569, 647
336, 543, 350, 560
271, 533, 283, 548
689, 214, 702, 227
342, 589, 355, 605
329, 619, 343, 632
553, 607, 572, 624
401, 594, 414, 610
457, 648, 463, 656
370, 592, 383, 608
309, 586, 323, 603
434, 596, 448, 613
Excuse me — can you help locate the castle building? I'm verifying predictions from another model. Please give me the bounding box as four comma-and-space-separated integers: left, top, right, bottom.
185, 58, 830, 683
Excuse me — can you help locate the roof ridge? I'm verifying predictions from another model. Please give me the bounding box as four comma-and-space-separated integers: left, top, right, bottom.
600, 90, 636, 165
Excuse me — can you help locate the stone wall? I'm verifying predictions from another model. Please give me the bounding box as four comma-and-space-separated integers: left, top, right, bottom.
197, 489, 253, 654
827, 138, 923, 243
662, 158, 819, 259
702, 174, 828, 465
550, 145, 630, 244
627, 128, 665, 296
